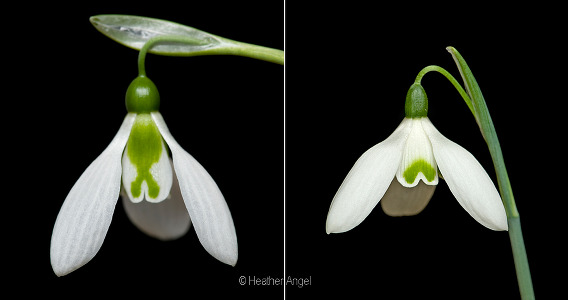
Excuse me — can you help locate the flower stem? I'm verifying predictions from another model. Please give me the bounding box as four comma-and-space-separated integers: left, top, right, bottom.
215, 38, 284, 65
137, 35, 284, 77
445, 46, 534, 299
508, 217, 533, 298
414, 65, 474, 115
137, 35, 200, 76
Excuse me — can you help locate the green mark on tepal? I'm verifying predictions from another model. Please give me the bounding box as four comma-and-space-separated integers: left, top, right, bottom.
403, 159, 437, 184
127, 114, 164, 199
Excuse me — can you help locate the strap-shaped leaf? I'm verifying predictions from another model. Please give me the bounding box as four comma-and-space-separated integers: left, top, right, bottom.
446, 47, 493, 141
446, 46, 516, 214
447, 47, 534, 298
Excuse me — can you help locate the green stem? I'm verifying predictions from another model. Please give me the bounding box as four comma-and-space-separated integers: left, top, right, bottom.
137, 35, 200, 76
217, 38, 284, 65
509, 217, 534, 298
446, 47, 534, 299
138, 35, 283, 75
414, 65, 474, 115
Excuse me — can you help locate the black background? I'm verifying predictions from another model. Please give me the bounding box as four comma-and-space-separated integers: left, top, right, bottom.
286, 3, 563, 300
7, 1, 563, 299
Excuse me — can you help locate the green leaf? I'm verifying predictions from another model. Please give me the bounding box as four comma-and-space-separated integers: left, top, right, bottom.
446, 46, 515, 214
446, 47, 493, 141
90, 14, 223, 55
447, 47, 534, 299
90, 14, 284, 64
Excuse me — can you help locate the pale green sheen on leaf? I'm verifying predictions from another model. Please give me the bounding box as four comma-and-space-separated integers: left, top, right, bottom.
90, 15, 222, 55
90, 15, 284, 64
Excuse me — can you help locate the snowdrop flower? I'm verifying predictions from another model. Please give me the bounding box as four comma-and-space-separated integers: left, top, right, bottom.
51, 75, 237, 276
326, 83, 507, 234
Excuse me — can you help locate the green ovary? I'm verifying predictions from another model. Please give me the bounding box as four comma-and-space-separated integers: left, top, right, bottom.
127, 114, 163, 199
403, 159, 437, 184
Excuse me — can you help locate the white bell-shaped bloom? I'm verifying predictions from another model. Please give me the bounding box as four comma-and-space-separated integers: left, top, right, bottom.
50, 76, 237, 276
326, 116, 508, 234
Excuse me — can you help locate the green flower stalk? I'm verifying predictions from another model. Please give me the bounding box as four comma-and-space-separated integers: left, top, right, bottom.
446, 46, 534, 300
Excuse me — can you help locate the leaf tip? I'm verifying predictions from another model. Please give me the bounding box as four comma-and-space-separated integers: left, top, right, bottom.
89, 15, 99, 24
89, 15, 107, 27
89, 15, 107, 33
446, 46, 459, 58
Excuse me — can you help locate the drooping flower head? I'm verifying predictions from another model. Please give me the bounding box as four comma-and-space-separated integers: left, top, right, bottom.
50, 75, 238, 276
326, 83, 507, 233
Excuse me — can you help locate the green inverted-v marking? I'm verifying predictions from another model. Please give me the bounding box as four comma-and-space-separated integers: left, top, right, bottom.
127, 113, 163, 199
403, 159, 436, 184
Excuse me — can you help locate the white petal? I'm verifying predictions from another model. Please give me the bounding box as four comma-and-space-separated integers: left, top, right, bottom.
396, 118, 439, 187
422, 118, 508, 231
50, 113, 136, 276
326, 119, 412, 234
151, 112, 238, 266
122, 160, 191, 240
122, 114, 173, 203
380, 178, 436, 216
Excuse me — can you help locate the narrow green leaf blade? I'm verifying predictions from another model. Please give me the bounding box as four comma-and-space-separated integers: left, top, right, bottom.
446, 46, 511, 207
90, 14, 225, 55
446, 47, 495, 142
447, 45, 534, 300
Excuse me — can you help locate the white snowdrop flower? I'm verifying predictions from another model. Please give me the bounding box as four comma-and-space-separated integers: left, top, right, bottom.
326, 84, 507, 234
51, 76, 237, 276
